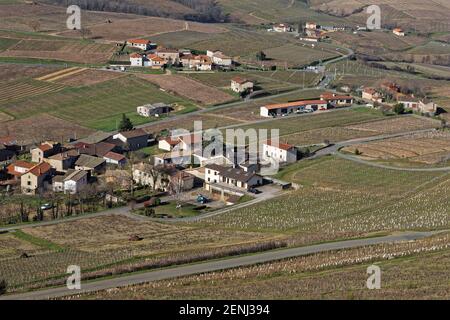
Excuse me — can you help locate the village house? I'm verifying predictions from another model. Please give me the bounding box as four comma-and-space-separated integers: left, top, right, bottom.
306, 22, 318, 30
31, 141, 61, 163
153, 152, 191, 167
137, 103, 172, 117
320, 92, 354, 107
53, 169, 88, 194
155, 48, 180, 64
148, 54, 166, 69
204, 164, 263, 197
206, 50, 233, 67
262, 140, 298, 164
127, 39, 155, 51
73, 141, 117, 157
103, 151, 127, 166
158, 133, 202, 152
21, 162, 53, 195
6, 160, 35, 180
129, 53, 144, 67
272, 23, 293, 33
181, 54, 213, 71
112, 129, 149, 151
260, 100, 328, 117
74, 154, 106, 174
393, 28, 405, 36
231, 77, 254, 93
132, 163, 194, 192
362, 88, 384, 103
45, 149, 79, 173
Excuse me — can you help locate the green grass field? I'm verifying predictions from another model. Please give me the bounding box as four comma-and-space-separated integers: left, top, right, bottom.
0, 37, 20, 51
0, 75, 198, 131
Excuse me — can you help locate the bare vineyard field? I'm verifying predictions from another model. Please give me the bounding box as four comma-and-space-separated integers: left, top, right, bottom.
137, 74, 234, 106
0, 75, 196, 131
343, 131, 450, 165
57, 16, 227, 42
0, 215, 280, 292
0, 78, 65, 104
0, 63, 62, 82
71, 234, 450, 300
198, 157, 448, 241
0, 114, 94, 143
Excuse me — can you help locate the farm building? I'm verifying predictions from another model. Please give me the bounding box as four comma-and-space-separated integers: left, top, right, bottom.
272, 23, 293, 32
231, 77, 254, 93
181, 54, 212, 71
362, 88, 384, 103
130, 53, 144, 67
132, 163, 194, 192
158, 133, 202, 152
306, 22, 318, 30
153, 152, 191, 167
260, 100, 328, 117
320, 92, 354, 107
103, 151, 127, 166
397, 96, 420, 110
31, 141, 61, 163
204, 164, 263, 194
45, 150, 79, 173
53, 169, 88, 194
155, 48, 180, 64
113, 129, 149, 151
137, 103, 172, 117
393, 28, 405, 36
127, 39, 155, 51
21, 162, 53, 195
6, 160, 35, 180
262, 140, 297, 164
207, 50, 233, 66
74, 154, 106, 174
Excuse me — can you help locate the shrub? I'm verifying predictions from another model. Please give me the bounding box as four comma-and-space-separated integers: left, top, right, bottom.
0, 279, 7, 295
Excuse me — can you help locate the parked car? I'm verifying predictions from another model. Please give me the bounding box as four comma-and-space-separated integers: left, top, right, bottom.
197, 195, 209, 204
40, 203, 53, 211
249, 188, 261, 194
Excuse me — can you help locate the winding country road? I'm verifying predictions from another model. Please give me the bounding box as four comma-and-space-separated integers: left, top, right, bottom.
0, 231, 440, 300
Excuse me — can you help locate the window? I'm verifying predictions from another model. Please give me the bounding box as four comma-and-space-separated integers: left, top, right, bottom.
27, 181, 31, 186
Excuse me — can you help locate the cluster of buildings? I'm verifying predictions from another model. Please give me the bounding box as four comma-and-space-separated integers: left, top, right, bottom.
127, 39, 234, 70
362, 82, 438, 115
1, 129, 150, 195
260, 92, 354, 117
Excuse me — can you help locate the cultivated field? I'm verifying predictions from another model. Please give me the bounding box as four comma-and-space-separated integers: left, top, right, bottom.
0, 75, 197, 131
0, 215, 280, 292
0, 63, 62, 82
0, 39, 116, 64
0, 114, 94, 143
58, 16, 227, 42
38, 68, 125, 87
343, 131, 450, 165
0, 78, 66, 104
71, 233, 450, 300
199, 156, 448, 243
137, 74, 235, 106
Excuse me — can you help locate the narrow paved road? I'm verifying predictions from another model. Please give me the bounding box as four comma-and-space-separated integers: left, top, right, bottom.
0, 231, 439, 300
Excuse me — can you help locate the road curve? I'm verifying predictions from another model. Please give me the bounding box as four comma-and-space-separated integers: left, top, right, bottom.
0, 231, 439, 300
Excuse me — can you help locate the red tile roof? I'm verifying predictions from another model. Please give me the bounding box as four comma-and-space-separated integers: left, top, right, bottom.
7, 161, 35, 176
232, 76, 252, 85
265, 140, 295, 151
37, 143, 53, 152
104, 151, 126, 162
263, 100, 326, 111
320, 92, 353, 100
130, 53, 142, 58
28, 162, 52, 177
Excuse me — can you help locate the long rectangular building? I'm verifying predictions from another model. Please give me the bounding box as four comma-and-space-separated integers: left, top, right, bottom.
260, 100, 328, 117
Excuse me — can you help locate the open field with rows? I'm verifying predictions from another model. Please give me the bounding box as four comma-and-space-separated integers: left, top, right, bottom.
199, 157, 448, 243
0, 114, 94, 143
137, 74, 235, 106
43, 69, 125, 87
0, 78, 66, 104
0, 215, 281, 292
342, 131, 450, 165
71, 233, 450, 300
0, 63, 62, 82
183, 70, 321, 92
0, 75, 197, 131
230, 108, 386, 137
58, 16, 227, 42
0, 38, 116, 64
